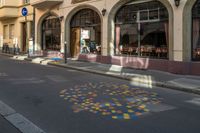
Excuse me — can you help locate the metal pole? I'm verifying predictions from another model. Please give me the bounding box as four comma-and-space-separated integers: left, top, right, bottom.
64, 41, 67, 63
25, 16, 29, 57
137, 12, 141, 56
32, 7, 35, 54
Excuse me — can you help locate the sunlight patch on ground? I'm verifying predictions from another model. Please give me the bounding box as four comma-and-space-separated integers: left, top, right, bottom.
130, 75, 153, 88
109, 65, 123, 72
11, 55, 28, 60
31, 58, 45, 64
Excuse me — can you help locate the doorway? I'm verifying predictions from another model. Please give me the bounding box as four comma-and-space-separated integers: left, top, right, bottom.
70, 8, 101, 57
71, 28, 81, 57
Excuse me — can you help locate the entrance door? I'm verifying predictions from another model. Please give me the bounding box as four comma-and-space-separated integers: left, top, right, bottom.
22, 23, 27, 52
71, 28, 81, 57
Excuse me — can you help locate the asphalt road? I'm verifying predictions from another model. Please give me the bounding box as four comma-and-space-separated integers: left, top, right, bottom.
0, 55, 200, 133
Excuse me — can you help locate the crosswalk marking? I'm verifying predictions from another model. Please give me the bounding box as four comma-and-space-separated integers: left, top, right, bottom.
7, 78, 44, 84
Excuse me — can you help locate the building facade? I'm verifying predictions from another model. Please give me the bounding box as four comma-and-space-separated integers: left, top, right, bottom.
0, 0, 33, 53
1, 0, 200, 75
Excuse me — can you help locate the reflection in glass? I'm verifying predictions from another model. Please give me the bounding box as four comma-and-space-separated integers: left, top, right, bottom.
42, 16, 61, 51
192, 0, 200, 60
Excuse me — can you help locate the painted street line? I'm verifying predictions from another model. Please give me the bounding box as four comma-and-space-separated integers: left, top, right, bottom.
6, 113, 45, 133
0, 100, 45, 133
145, 103, 176, 113
186, 98, 200, 106
45, 75, 69, 82
0, 101, 16, 116
168, 78, 200, 89
0, 72, 8, 77
7, 78, 45, 85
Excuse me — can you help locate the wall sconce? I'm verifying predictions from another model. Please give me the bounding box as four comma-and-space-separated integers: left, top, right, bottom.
174, 0, 181, 7
102, 8, 106, 16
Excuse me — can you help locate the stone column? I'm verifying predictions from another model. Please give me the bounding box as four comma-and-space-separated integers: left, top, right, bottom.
60, 19, 65, 53
171, 0, 186, 61
101, 15, 110, 56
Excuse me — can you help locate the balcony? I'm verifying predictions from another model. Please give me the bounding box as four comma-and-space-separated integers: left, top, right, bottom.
30, 0, 63, 9
0, 6, 18, 20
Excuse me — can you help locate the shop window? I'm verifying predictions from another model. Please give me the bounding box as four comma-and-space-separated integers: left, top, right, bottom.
115, 1, 168, 59
192, 0, 200, 60
42, 16, 61, 51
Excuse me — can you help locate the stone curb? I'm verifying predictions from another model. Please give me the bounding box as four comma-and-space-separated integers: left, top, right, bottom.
24, 58, 32, 61
48, 62, 200, 95
0, 53, 15, 57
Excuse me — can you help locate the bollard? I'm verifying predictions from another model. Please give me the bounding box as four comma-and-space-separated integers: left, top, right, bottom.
64, 41, 67, 64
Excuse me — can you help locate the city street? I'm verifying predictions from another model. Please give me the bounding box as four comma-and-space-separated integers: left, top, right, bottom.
0, 55, 200, 133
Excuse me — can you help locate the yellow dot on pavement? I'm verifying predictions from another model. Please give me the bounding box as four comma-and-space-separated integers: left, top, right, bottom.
123, 113, 130, 119
105, 103, 110, 106
128, 110, 134, 113
111, 110, 116, 113
112, 116, 117, 119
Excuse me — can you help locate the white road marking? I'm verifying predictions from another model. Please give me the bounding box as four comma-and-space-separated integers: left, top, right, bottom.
167, 78, 200, 89
0, 101, 16, 116
0, 72, 8, 77
0, 100, 46, 133
7, 78, 45, 84
45, 75, 68, 82
6, 113, 45, 133
146, 103, 176, 112
186, 98, 200, 106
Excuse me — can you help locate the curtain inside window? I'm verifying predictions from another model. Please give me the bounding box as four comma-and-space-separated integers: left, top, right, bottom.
193, 19, 200, 49
115, 25, 121, 54
164, 22, 169, 46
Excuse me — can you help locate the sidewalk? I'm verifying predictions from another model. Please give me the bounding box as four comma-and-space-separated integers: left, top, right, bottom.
48, 59, 200, 95
1, 53, 200, 95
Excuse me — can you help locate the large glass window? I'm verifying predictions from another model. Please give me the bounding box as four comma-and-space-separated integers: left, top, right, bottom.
70, 9, 101, 57
115, 1, 169, 59
42, 16, 61, 51
192, 0, 200, 60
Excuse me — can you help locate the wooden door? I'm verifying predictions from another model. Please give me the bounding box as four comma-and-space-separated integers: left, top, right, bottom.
70, 28, 81, 57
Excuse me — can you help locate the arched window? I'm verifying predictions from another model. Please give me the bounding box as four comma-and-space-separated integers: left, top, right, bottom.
115, 1, 169, 59
42, 15, 61, 51
192, 0, 200, 60
70, 9, 101, 57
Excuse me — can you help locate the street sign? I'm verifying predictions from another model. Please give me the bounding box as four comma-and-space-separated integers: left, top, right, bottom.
21, 7, 28, 16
